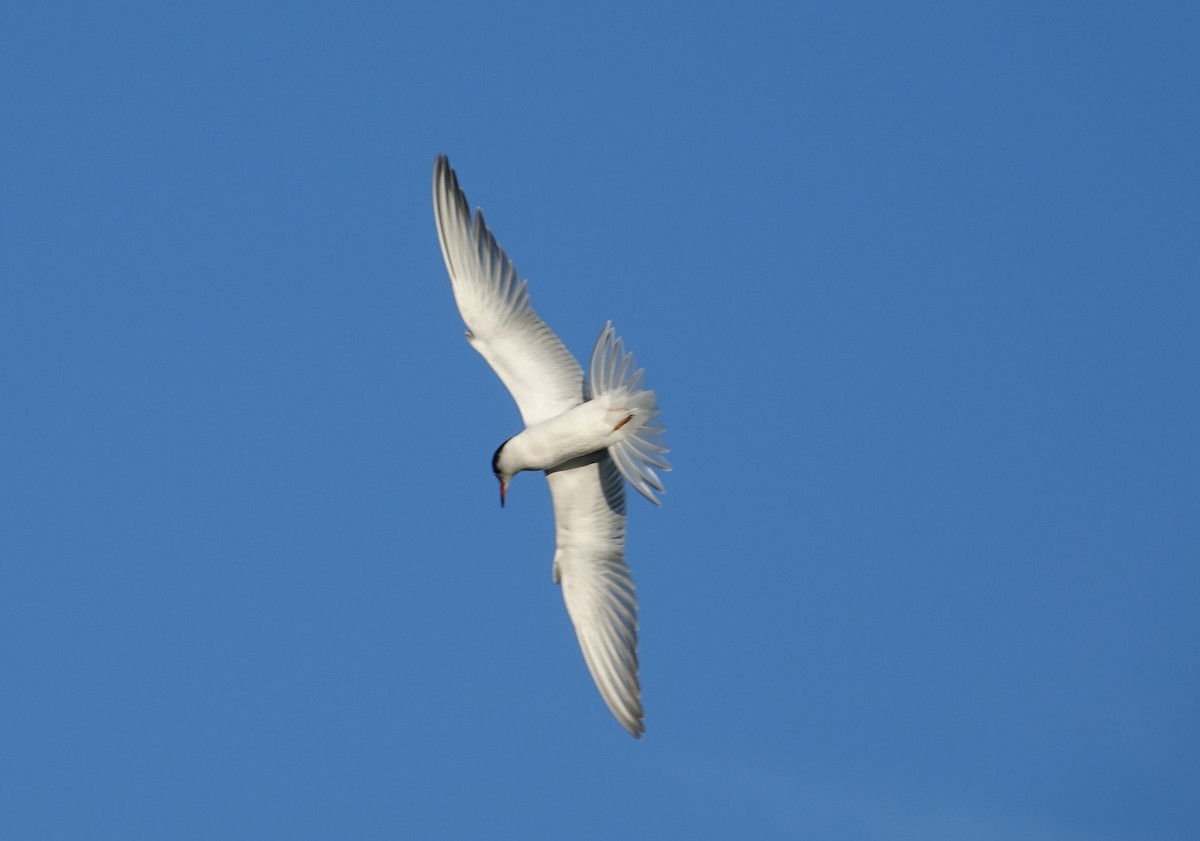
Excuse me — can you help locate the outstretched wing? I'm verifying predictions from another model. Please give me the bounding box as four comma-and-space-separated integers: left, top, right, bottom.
546, 452, 644, 738
433, 155, 583, 426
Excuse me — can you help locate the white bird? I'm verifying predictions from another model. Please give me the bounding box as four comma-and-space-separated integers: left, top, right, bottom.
432, 155, 670, 737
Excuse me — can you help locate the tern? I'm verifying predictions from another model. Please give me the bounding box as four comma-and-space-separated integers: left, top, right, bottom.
432, 155, 670, 737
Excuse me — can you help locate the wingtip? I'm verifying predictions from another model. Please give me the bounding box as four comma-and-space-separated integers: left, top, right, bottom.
433, 155, 462, 205
618, 707, 646, 739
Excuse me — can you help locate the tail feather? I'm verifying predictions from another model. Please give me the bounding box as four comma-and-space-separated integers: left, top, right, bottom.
587, 322, 671, 506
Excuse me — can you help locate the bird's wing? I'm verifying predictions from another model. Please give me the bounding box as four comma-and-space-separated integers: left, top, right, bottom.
433, 155, 583, 426
546, 452, 644, 738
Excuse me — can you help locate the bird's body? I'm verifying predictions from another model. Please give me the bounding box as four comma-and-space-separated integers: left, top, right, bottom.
432, 155, 669, 738
498, 398, 644, 475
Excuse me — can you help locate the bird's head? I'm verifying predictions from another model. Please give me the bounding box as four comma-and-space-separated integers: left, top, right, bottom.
491, 439, 515, 508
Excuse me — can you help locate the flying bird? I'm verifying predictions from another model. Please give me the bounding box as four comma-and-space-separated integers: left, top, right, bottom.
432, 155, 670, 737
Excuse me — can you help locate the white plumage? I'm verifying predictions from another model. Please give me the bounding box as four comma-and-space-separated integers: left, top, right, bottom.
432, 155, 670, 737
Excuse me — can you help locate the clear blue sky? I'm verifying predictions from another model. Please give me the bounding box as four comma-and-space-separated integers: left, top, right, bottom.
3, 2, 1198, 839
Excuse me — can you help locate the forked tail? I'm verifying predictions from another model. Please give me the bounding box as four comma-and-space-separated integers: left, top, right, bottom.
587, 322, 671, 505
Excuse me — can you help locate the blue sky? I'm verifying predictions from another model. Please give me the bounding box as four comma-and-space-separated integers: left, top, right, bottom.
3, 2, 1198, 839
